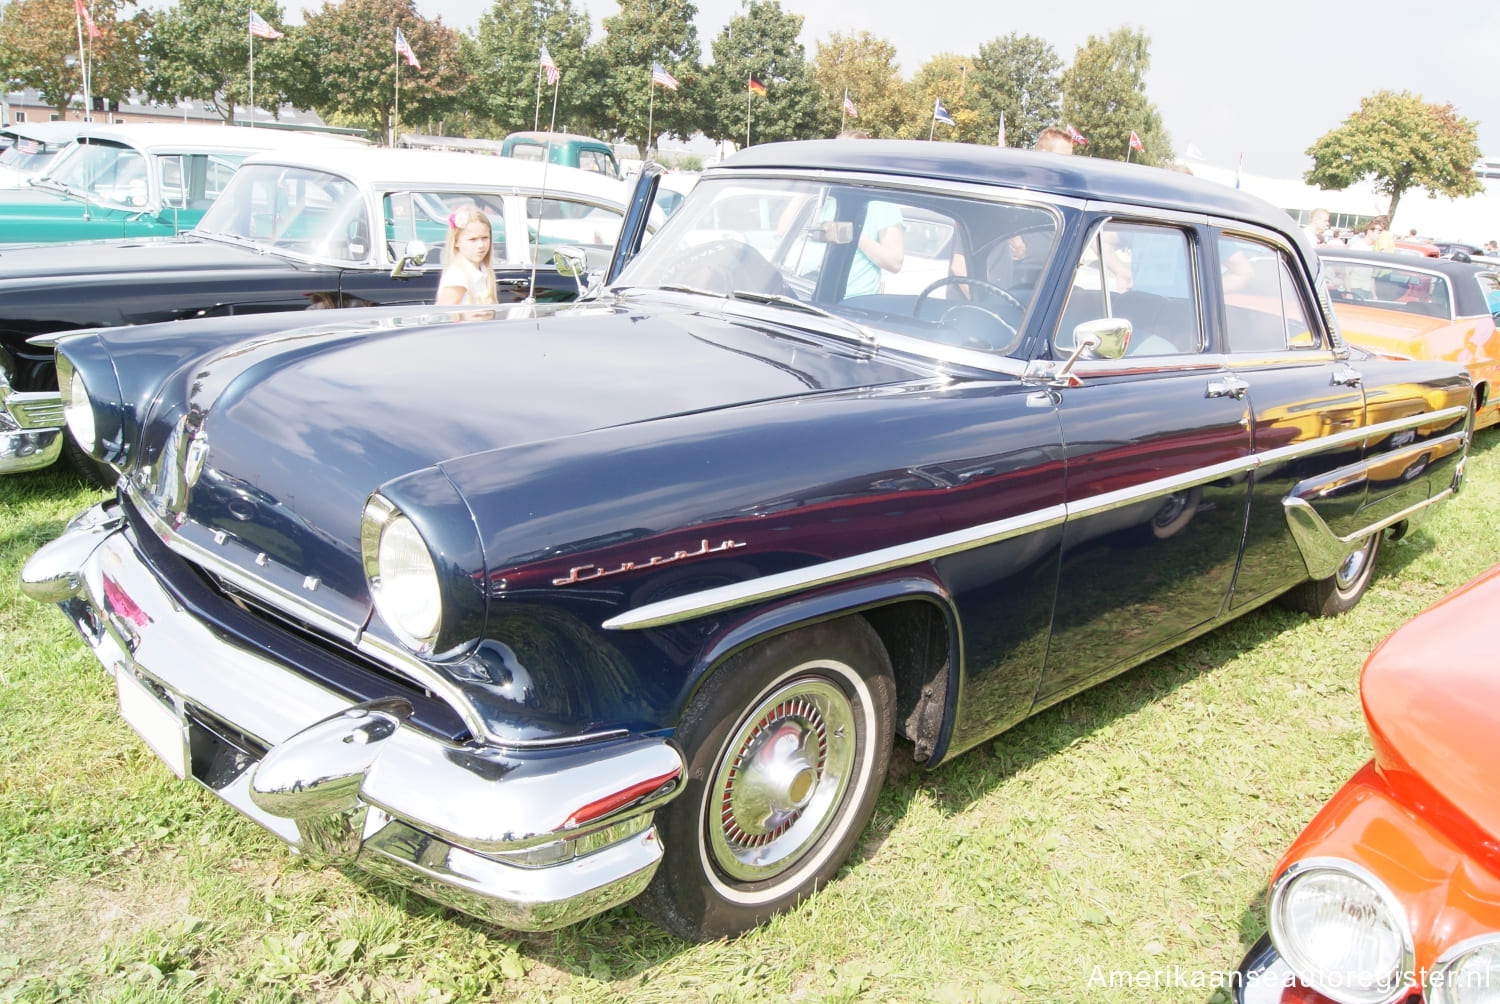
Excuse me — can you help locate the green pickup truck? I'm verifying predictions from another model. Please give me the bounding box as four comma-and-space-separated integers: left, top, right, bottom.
501, 131, 621, 180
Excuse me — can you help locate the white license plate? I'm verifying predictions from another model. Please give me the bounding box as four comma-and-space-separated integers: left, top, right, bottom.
116, 669, 188, 779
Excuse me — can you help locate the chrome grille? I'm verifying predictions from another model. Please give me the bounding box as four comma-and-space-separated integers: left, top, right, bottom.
5, 391, 65, 429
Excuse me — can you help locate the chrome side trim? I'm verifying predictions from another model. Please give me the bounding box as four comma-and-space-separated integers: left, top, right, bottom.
1285, 488, 1455, 581
605, 404, 1470, 631
602, 504, 1069, 631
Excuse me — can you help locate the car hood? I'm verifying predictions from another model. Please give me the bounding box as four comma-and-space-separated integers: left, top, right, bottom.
1363, 564, 1500, 848
131, 298, 935, 631
0, 234, 287, 281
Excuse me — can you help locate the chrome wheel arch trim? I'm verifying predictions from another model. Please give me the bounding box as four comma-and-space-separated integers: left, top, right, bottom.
605, 403, 1469, 631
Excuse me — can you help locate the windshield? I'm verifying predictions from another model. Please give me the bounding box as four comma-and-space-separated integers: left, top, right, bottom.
41, 139, 150, 207
615, 176, 1060, 356
196, 163, 371, 262
0, 136, 67, 174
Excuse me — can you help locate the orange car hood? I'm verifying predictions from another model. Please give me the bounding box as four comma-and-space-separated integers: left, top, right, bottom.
1363, 565, 1500, 847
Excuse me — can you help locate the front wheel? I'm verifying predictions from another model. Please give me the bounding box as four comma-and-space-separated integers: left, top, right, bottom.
634, 617, 895, 941
1282, 531, 1381, 617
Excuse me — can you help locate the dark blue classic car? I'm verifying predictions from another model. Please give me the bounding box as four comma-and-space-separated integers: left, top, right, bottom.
22, 141, 1472, 941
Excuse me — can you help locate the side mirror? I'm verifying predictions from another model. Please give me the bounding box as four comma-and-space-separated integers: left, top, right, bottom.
390, 240, 428, 280
552, 245, 596, 298
1051, 317, 1132, 385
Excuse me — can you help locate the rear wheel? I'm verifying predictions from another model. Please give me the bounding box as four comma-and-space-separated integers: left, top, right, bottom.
634, 617, 895, 941
1282, 531, 1381, 617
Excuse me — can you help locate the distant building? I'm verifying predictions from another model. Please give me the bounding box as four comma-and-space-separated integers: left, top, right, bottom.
0, 88, 353, 136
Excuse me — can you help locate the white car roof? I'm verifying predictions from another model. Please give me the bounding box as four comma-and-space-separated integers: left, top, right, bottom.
234, 146, 633, 206
66, 122, 361, 155
2, 121, 89, 144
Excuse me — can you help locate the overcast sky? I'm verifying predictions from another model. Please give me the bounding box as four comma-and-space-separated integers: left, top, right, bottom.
421, 0, 1497, 178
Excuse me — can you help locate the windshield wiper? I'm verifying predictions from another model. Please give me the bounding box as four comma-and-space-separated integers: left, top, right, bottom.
728, 289, 876, 346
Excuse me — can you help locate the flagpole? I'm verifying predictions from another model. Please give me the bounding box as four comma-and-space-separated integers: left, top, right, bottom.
840, 88, 846, 134
74, 4, 91, 122
745, 75, 751, 149
248, 19, 255, 128
393, 47, 400, 147
647, 77, 655, 160
929, 114, 935, 142
533, 65, 542, 131
526, 75, 562, 304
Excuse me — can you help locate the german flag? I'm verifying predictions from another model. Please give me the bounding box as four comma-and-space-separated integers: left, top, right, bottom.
748, 77, 766, 96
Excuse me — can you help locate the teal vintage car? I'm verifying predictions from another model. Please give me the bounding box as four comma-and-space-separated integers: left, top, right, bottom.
0, 123, 358, 245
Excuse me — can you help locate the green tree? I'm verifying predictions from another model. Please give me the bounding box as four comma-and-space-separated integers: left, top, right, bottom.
811, 31, 912, 139
1305, 90, 1482, 221
1060, 26, 1169, 164
284, 0, 467, 143
143, 0, 291, 123
703, 0, 819, 147
969, 33, 1061, 150
593, 0, 703, 154
469, 0, 593, 138
906, 54, 977, 142
0, 0, 146, 118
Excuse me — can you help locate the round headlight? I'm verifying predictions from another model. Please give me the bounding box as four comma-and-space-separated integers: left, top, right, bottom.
1430, 936, 1500, 1004
1269, 859, 1414, 1004
363, 497, 442, 652
62, 366, 96, 454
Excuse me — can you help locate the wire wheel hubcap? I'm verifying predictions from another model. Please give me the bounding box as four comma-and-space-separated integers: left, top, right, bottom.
708, 675, 858, 883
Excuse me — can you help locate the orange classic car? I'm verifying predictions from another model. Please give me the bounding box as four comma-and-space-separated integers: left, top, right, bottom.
1322, 250, 1500, 431
1234, 564, 1500, 1004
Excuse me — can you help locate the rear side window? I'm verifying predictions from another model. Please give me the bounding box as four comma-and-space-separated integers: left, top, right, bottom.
1220, 236, 1320, 351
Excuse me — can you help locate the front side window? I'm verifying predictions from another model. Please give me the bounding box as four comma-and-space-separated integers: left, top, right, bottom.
1056, 222, 1200, 356
616, 176, 1060, 357
1221, 236, 1322, 351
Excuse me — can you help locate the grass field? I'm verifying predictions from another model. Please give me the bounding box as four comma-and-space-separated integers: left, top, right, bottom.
3, 433, 1498, 1004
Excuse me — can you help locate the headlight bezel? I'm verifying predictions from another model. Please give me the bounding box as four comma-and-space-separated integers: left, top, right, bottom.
55, 339, 129, 466
362, 494, 444, 655
1429, 933, 1500, 1004
1269, 857, 1416, 1004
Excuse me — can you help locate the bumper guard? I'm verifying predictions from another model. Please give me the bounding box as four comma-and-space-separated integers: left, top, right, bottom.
21, 502, 685, 931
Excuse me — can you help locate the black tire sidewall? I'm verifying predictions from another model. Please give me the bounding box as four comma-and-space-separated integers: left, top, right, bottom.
636, 617, 895, 941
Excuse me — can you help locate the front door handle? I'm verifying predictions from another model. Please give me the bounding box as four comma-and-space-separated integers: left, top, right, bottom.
1332, 364, 1363, 387
1206, 375, 1249, 399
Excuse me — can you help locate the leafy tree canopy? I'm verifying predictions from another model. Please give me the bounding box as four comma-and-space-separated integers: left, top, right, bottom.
906, 54, 979, 143
143, 0, 291, 123
469, 0, 593, 138
1, 0, 146, 117
594, 0, 703, 154
284, 0, 467, 142
811, 31, 910, 139
969, 33, 1060, 151
703, 0, 819, 147
1060, 25, 1169, 164
1305, 90, 1482, 220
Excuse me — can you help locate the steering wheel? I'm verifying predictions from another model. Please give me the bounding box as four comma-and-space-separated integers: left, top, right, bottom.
915, 274, 1024, 314
914, 275, 1021, 349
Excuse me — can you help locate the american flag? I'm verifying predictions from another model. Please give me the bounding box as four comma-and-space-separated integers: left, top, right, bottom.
539, 46, 559, 85
74, 0, 100, 38
249, 11, 283, 39
1129, 130, 1144, 152
1066, 124, 1087, 146
651, 61, 678, 91
843, 89, 857, 118
395, 27, 420, 69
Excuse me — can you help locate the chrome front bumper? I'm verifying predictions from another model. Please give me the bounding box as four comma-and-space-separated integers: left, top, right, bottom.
21, 502, 684, 932
0, 375, 63, 474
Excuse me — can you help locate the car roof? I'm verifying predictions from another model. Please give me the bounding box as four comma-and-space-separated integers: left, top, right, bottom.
718, 139, 1312, 254
233, 146, 631, 205
2, 121, 88, 143
67, 122, 361, 154
1320, 247, 1498, 317
506, 131, 613, 149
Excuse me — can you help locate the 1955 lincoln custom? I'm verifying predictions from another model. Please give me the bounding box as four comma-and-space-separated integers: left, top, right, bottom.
21, 140, 1472, 941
